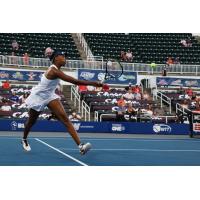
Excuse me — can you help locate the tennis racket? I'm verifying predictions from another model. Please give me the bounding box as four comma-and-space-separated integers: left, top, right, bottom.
104, 58, 123, 81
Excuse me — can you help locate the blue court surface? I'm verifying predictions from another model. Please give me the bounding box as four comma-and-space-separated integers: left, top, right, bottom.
1, 132, 200, 166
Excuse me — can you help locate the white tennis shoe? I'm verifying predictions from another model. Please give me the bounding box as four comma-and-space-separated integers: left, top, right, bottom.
21, 139, 31, 152
79, 142, 92, 155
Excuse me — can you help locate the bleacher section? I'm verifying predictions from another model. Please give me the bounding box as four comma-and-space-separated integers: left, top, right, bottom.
83, 33, 200, 64
0, 85, 72, 119
0, 33, 81, 59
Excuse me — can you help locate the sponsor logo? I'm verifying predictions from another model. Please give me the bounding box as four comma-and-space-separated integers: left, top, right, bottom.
11, 121, 17, 130
0, 71, 9, 79
12, 72, 24, 80
118, 75, 136, 82
97, 73, 106, 81
27, 72, 37, 81
112, 124, 125, 132
73, 123, 81, 131
153, 124, 171, 133
11, 121, 25, 130
80, 72, 95, 80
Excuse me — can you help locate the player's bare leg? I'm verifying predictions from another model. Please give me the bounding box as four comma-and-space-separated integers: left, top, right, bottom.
47, 99, 91, 155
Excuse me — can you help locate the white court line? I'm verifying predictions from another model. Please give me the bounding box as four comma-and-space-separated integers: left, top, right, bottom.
59, 148, 200, 152
35, 138, 88, 166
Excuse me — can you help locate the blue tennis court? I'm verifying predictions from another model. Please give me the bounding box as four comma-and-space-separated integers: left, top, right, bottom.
1, 132, 200, 166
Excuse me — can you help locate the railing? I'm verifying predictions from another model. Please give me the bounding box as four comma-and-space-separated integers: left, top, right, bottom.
70, 85, 81, 113
95, 111, 176, 123
1, 54, 200, 75
157, 91, 172, 113
176, 103, 191, 115
71, 85, 90, 121
81, 100, 91, 121
76, 33, 94, 58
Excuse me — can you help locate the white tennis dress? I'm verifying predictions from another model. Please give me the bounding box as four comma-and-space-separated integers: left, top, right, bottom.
25, 65, 61, 112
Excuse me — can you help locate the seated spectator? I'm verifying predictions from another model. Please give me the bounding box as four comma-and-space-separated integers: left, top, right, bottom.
9, 92, 19, 103
180, 39, 187, 47
116, 102, 126, 122
78, 85, 87, 92
178, 86, 185, 95
181, 100, 189, 109
120, 51, 127, 61
124, 103, 137, 121
0, 99, 11, 111
174, 57, 180, 64
102, 84, 110, 92
12, 40, 19, 51
44, 47, 54, 58
123, 88, 135, 100
186, 87, 193, 97
143, 104, 153, 118
166, 57, 174, 65
126, 50, 133, 62
132, 85, 141, 94
134, 92, 142, 100
2, 80, 11, 89
143, 90, 151, 101
19, 93, 29, 104
68, 110, 82, 121
117, 96, 126, 107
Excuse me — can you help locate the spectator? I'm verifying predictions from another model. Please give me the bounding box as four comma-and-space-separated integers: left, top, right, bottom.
117, 96, 126, 107
181, 100, 189, 109
166, 57, 173, 65
143, 104, 153, 118
186, 87, 193, 97
132, 85, 141, 94
174, 57, 180, 65
2, 80, 11, 89
23, 53, 29, 66
143, 90, 151, 101
116, 101, 126, 122
19, 93, 29, 104
11, 51, 18, 65
180, 39, 187, 47
102, 84, 110, 92
123, 88, 135, 100
11, 40, 19, 52
68, 110, 82, 121
134, 92, 142, 100
44, 47, 54, 58
120, 51, 127, 61
124, 103, 137, 121
9, 92, 19, 103
126, 50, 133, 62
0, 99, 11, 111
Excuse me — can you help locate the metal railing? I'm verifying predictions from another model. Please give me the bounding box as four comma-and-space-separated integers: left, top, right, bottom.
76, 33, 94, 58
95, 111, 176, 123
176, 103, 191, 115
157, 91, 172, 113
71, 85, 90, 121
1, 54, 200, 75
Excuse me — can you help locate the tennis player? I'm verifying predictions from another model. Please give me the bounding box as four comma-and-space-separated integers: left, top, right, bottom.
22, 50, 103, 155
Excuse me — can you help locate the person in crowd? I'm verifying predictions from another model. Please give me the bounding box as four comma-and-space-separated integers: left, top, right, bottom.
120, 51, 127, 61
142, 90, 151, 101
117, 95, 126, 107
0, 99, 12, 111
126, 49, 133, 62
124, 103, 137, 121
116, 99, 126, 121
2, 80, 11, 89
12, 40, 19, 51
186, 86, 193, 97
134, 92, 142, 100
9, 92, 19, 103
181, 99, 189, 109
68, 110, 82, 121
19, 93, 29, 104
132, 85, 141, 94
123, 88, 135, 101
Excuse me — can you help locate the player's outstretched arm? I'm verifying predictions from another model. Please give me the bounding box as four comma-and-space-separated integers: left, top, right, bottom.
55, 69, 103, 87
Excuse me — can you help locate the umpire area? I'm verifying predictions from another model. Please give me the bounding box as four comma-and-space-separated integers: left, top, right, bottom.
1, 132, 200, 166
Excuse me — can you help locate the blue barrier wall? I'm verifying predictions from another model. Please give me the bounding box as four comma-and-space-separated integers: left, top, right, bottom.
0, 119, 190, 135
